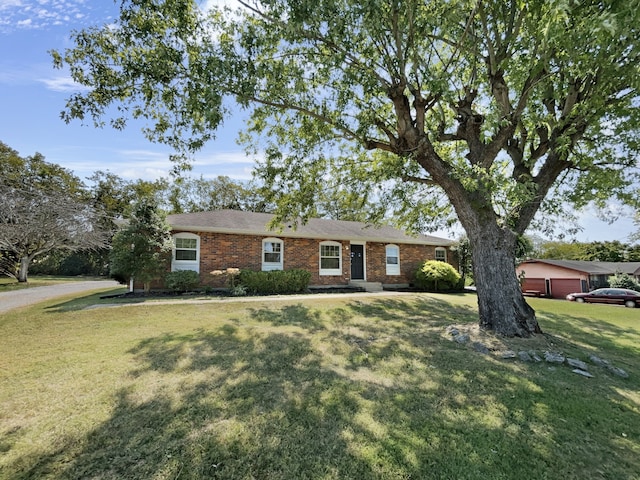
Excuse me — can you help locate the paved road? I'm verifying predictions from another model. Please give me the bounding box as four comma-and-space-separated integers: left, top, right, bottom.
0, 280, 122, 314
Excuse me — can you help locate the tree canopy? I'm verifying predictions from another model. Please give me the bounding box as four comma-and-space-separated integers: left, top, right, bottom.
53, 0, 640, 336
535, 240, 640, 262
0, 142, 108, 282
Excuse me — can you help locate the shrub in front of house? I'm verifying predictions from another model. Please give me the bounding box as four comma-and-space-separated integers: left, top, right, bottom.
238, 269, 311, 295
165, 270, 200, 293
414, 260, 462, 292
608, 272, 640, 291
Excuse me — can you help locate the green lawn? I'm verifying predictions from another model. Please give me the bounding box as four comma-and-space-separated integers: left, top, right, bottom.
1, 291, 639, 479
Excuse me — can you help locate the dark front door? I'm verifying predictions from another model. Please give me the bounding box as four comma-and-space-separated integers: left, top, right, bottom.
350, 244, 364, 280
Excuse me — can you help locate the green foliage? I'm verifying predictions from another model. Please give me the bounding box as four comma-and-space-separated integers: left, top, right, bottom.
167, 175, 272, 214
451, 236, 473, 285
0, 141, 86, 198
583, 241, 628, 262
52, 0, 640, 334
164, 270, 200, 293
53, 1, 640, 232
229, 284, 248, 297
88, 171, 169, 223
0, 141, 108, 282
414, 260, 462, 292
30, 251, 108, 277
537, 241, 586, 260
238, 269, 311, 295
608, 272, 640, 291
109, 199, 172, 292
537, 240, 640, 262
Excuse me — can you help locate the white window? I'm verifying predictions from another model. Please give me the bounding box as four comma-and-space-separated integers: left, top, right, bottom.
385, 244, 400, 275
172, 233, 200, 272
435, 247, 447, 262
319, 241, 342, 275
262, 238, 283, 271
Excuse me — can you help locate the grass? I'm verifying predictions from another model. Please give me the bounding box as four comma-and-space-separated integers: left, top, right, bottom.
1, 290, 639, 479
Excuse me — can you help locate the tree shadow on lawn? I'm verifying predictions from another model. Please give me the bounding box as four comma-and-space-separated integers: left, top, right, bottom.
43, 288, 136, 312
8, 299, 639, 479
248, 303, 326, 331
534, 307, 640, 367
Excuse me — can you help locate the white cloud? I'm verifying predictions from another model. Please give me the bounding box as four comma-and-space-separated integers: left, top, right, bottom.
0, 1, 24, 10
195, 151, 256, 166
0, 0, 101, 32
39, 74, 88, 92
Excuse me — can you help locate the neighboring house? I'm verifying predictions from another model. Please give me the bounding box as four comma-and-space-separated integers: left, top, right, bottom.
167, 209, 456, 290
517, 259, 640, 299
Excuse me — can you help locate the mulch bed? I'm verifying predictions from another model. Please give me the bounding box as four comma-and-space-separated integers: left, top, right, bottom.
100, 285, 367, 300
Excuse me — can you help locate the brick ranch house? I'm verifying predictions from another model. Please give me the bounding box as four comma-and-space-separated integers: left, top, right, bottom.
166, 209, 457, 291
517, 259, 640, 299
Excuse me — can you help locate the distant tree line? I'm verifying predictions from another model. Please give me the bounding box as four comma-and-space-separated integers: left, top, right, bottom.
532, 240, 640, 262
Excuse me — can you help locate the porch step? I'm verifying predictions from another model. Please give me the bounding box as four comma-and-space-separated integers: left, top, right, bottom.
349, 281, 383, 292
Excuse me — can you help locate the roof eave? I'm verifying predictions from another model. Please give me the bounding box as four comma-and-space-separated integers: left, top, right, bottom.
170, 224, 454, 246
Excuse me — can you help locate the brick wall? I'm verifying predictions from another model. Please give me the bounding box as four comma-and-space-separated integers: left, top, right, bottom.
365, 242, 457, 285
173, 231, 456, 288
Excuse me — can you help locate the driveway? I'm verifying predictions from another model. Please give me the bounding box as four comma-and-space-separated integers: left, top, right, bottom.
0, 280, 122, 314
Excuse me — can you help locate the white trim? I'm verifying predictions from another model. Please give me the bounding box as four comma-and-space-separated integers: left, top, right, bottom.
385, 244, 400, 276
262, 237, 283, 271
172, 232, 200, 273
319, 241, 342, 276
435, 247, 447, 262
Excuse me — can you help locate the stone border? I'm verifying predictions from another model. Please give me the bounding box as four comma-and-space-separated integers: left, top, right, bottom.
445, 325, 629, 379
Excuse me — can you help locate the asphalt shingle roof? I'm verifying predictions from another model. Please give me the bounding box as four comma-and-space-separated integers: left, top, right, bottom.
523, 259, 640, 276
167, 210, 454, 246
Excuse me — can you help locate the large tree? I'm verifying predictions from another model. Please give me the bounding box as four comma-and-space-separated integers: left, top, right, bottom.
0, 142, 108, 282
53, 0, 640, 336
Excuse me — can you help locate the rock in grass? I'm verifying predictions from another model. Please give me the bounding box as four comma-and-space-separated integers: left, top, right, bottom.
529, 351, 542, 362
446, 326, 459, 336
607, 366, 629, 378
572, 369, 594, 378
473, 342, 490, 354
500, 350, 517, 359
544, 351, 565, 363
567, 358, 589, 370
518, 351, 533, 362
589, 354, 610, 367
589, 355, 629, 378
455, 334, 470, 344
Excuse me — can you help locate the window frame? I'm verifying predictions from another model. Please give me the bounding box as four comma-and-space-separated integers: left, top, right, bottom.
435, 247, 447, 262
172, 232, 200, 273
319, 241, 342, 276
262, 237, 284, 271
385, 244, 400, 276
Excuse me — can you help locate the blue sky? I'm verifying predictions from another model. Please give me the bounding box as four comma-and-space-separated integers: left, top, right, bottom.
0, 0, 637, 242
0, 0, 253, 181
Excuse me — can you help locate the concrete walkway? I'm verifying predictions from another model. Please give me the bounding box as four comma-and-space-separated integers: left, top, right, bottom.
0, 280, 122, 314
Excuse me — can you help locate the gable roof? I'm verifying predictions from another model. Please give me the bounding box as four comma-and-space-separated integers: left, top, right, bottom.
167, 210, 454, 246
520, 259, 640, 276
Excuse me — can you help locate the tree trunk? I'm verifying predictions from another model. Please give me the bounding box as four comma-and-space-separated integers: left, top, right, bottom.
17, 256, 30, 283
469, 226, 541, 337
